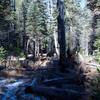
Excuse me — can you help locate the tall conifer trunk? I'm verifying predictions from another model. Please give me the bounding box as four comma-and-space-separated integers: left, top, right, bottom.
57, 0, 66, 71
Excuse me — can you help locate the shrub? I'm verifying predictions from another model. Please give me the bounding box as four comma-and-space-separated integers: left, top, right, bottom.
91, 68, 100, 100
13, 47, 25, 58
94, 37, 100, 64
0, 47, 7, 60
20, 52, 25, 58
13, 47, 22, 55
95, 52, 100, 64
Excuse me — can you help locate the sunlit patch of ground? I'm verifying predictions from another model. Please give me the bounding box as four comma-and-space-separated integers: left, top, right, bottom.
0, 56, 55, 79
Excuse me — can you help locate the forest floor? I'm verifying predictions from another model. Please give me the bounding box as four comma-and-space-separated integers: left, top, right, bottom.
0, 55, 99, 100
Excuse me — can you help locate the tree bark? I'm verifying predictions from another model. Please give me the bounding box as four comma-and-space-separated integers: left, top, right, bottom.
57, 0, 66, 71
22, 2, 27, 56
53, 30, 59, 57
35, 40, 39, 59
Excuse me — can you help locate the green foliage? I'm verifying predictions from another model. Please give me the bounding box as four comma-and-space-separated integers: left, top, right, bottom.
0, 0, 11, 31
10, 47, 25, 57
95, 52, 100, 64
12, 47, 25, 57
97, 68, 100, 73
94, 37, 100, 50
27, 0, 48, 36
8, 11, 17, 22
19, 52, 25, 58
13, 47, 22, 55
91, 68, 100, 100
94, 36, 100, 63
0, 47, 7, 60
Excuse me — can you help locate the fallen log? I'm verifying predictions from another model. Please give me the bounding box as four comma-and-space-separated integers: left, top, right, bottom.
25, 85, 87, 100
62, 84, 85, 92
43, 78, 70, 86
42, 77, 84, 86
86, 63, 100, 67
43, 78, 85, 91
54, 69, 79, 78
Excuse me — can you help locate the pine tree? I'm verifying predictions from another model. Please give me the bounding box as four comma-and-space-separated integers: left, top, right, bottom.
0, 0, 11, 32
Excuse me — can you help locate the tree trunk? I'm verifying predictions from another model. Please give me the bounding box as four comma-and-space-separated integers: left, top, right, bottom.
35, 40, 39, 59
22, 2, 27, 56
53, 30, 59, 57
26, 38, 35, 60
57, 0, 66, 71
39, 40, 42, 56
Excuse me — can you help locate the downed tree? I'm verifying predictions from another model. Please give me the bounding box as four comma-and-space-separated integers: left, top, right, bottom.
42, 77, 84, 86
25, 85, 87, 100
86, 63, 100, 67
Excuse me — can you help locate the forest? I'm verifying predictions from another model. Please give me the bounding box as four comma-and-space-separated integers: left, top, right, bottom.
0, 0, 100, 100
